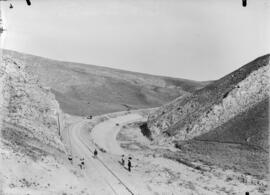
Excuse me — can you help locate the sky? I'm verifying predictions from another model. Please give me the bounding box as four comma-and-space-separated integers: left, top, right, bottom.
0, 0, 269, 81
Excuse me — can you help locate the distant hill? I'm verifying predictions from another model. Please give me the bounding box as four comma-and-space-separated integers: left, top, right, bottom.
3, 50, 208, 116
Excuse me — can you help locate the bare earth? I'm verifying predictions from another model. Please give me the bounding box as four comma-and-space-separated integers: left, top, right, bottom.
62, 110, 268, 195
1, 51, 268, 195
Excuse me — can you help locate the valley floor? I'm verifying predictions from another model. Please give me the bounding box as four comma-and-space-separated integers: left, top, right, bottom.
61, 110, 268, 195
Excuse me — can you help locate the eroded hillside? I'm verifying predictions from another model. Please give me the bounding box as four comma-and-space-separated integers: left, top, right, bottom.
148, 54, 269, 142
0, 54, 91, 194
0, 54, 64, 156
146, 54, 269, 180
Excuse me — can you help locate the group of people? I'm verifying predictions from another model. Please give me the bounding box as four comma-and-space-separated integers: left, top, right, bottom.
67, 149, 98, 170
9, 0, 31, 9
68, 150, 133, 172
78, 149, 98, 169
121, 155, 132, 172
68, 155, 85, 170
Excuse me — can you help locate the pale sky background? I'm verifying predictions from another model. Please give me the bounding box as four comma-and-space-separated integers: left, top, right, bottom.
0, 0, 269, 81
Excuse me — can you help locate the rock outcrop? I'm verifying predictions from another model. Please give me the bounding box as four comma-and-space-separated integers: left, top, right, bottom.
0, 52, 91, 195
147, 54, 270, 143
0, 54, 65, 158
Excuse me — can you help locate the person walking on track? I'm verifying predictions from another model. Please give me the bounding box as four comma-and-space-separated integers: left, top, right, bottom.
79, 157, 85, 169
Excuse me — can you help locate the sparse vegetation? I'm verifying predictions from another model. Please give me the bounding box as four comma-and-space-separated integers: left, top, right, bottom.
0, 55, 93, 194
148, 54, 269, 140
3, 49, 207, 116
139, 122, 153, 141
172, 140, 269, 180
146, 54, 270, 182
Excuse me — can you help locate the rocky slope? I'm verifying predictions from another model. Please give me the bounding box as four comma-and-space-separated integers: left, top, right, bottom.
147, 54, 269, 144
146, 54, 269, 181
195, 98, 269, 151
3, 50, 209, 116
0, 53, 91, 194
0, 54, 64, 156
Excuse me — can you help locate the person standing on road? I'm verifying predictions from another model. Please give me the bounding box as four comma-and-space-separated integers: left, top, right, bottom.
68, 154, 73, 164
121, 155, 125, 166
94, 149, 98, 158
128, 157, 132, 172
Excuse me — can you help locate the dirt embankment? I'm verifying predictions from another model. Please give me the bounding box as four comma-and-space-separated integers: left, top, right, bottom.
0, 55, 65, 156
0, 55, 92, 194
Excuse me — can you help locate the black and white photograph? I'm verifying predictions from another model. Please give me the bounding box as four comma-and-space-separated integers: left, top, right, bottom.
0, 0, 269, 194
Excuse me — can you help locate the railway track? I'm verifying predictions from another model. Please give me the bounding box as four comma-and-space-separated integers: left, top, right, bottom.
66, 119, 136, 195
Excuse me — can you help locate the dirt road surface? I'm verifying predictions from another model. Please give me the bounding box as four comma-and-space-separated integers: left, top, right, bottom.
63, 114, 151, 195
62, 112, 265, 195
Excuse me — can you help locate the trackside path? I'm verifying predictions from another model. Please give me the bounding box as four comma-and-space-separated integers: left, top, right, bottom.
62, 113, 150, 195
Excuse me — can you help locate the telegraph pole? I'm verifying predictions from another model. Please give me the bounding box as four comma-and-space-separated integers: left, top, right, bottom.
57, 113, 61, 137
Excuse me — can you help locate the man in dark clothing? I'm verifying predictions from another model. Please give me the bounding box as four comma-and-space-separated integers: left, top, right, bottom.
68, 155, 73, 164
94, 149, 98, 158
128, 158, 132, 172
121, 155, 125, 166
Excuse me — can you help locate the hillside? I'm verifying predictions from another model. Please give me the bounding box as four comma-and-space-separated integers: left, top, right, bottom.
0, 54, 93, 194
3, 50, 208, 116
0, 54, 64, 157
195, 98, 269, 151
147, 54, 269, 140
147, 54, 269, 179
168, 99, 269, 179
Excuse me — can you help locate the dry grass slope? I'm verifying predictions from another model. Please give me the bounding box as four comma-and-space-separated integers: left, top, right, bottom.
173, 99, 269, 179
3, 50, 207, 116
196, 98, 269, 151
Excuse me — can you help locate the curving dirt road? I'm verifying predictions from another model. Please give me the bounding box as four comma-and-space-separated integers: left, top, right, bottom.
91, 113, 144, 155
61, 111, 264, 195
62, 114, 150, 195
